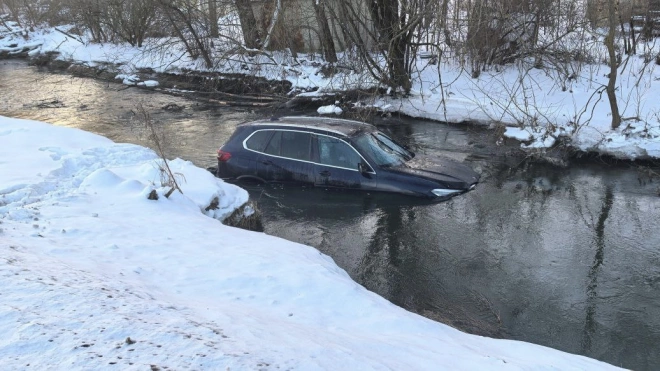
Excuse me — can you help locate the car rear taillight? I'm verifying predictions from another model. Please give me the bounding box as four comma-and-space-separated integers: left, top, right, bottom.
217, 150, 232, 162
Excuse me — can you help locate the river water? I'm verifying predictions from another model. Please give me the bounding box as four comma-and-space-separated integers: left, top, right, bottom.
2, 59, 659, 370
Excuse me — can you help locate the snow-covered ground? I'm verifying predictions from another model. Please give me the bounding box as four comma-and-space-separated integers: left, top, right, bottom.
0, 116, 623, 369
1, 20, 659, 160
370, 57, 660, 158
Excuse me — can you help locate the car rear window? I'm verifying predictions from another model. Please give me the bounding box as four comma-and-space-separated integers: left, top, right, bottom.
245, 130, 272, 152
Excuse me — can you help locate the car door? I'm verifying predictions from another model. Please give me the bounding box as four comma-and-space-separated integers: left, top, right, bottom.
238, 129, 274, 180
255, 130, 315, 185
314, 135, 375, 190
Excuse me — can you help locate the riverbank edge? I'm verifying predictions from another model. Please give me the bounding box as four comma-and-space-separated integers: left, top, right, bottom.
2, 51, 659, 168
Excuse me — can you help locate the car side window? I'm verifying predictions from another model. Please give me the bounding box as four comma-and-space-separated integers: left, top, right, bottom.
317, 136, 361, 170
245, 130, 273, 152
280, 131, 311, 161
264, 131, 282, 156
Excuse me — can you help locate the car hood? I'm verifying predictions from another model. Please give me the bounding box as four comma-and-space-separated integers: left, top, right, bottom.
389, 155, 480, 190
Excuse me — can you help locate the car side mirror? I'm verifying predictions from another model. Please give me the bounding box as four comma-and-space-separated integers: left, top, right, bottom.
358, 162, 370, 174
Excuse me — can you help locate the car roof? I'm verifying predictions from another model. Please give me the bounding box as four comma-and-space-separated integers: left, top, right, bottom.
238, 116, 377, 137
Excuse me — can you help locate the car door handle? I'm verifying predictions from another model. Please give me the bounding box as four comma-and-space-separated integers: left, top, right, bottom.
261, 160, 273, 165
319, 170, 330, 177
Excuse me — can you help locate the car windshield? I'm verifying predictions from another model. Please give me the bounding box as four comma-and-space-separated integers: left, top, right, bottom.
353, 131, 413, 167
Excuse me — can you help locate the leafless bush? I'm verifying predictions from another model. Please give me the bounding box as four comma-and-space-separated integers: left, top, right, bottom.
0, 0, 64, 27
156, 0, 215, 67
132, 103, 183, 198
66, 0, 107, 43
56, 0, 161, 45
104, 0, 157, 47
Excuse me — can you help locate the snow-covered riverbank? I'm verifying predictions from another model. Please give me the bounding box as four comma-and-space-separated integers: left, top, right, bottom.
2, 20, 660, 161
0, 116, 623, 369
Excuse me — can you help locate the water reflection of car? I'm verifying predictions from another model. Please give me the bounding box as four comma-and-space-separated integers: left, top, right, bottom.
215, 116, 480, 199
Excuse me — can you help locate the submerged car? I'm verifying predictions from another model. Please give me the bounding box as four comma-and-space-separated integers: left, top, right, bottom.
215, 116, 480, 199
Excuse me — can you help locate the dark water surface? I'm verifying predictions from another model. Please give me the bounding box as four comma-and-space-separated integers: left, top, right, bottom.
2, 59, 659, 370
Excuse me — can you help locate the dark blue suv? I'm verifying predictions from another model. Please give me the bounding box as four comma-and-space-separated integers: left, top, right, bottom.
216, 116, 479, 199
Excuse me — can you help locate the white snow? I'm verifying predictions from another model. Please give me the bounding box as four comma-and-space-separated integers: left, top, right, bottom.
115, 73, 140, 86
0, 115, 622, 369
317, 104, 343, 115
137, 80, 159, 87
503, 127, 533, 141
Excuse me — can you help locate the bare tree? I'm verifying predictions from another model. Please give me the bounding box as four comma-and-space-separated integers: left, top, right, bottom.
233, 0, 261, 48
368, 0, 434, 93
326, 0, 436, 93
103, 0, 156, 47
207, 0, 218, 38
312, 0, 337, 62
0, 0, 65, 27
604, 0, 622, 129
157, 0, 214, 68
69, 0, 108, 43
261, 0, 282, 49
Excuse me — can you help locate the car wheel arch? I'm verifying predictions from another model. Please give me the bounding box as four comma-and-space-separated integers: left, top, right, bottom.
236, 175, 267, 184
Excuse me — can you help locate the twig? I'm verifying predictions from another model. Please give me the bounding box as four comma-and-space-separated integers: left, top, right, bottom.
54, 27, 84, 44
135, 104, 182, 197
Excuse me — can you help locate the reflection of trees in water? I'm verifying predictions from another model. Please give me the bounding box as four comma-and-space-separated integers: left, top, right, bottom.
356, 201, 504, 337
582, 185, 613, 352
355, 205, 450, 319
357, 206, 406, 302
566, 177, 657, 367
375, 119, 415, 149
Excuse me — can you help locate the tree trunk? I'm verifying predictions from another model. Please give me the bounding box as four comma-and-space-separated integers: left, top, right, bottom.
605, 0, 622, 129
630, 18, 637, 55
234, 0, 261, 49
440, 0, 451, 46
262, 0, 282, 49
389, 35, 411, 92
313, 0, 337, 63
208, 0, 219, 38
368, 0, 412, 93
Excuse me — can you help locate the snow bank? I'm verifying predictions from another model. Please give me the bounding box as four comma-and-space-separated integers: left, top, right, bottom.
0, 116, 621, 369
0, 116, 248, 223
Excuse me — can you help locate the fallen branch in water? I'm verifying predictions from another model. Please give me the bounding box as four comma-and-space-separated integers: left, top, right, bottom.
154, 88, 274, 107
